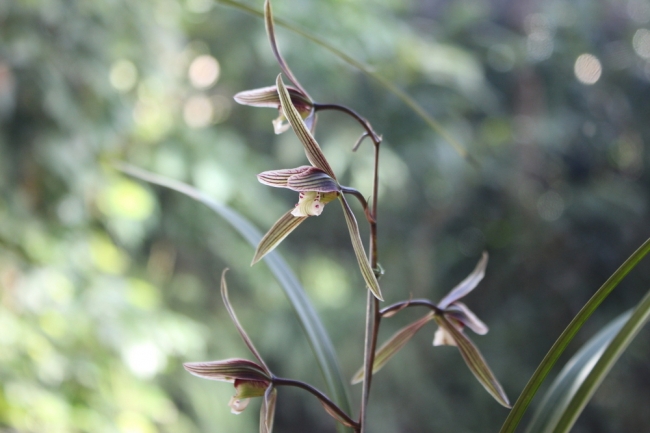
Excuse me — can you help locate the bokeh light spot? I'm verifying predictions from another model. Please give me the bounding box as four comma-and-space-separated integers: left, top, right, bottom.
574, 53, 602, 84
632, 28, 650, 59
109, 60, 138, 92
183, 95, 213, 128
537, 191, 565, 221
188, 55, 220, 89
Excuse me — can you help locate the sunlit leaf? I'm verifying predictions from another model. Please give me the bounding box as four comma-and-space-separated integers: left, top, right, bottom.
252, 210, 307, 265
338, 195, 383, 301
352, 313, 433, 384
116, 163, 352, 421
435, 314, 510, 407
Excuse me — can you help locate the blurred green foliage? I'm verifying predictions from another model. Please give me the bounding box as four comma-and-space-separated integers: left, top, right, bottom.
1, 0, 649, 432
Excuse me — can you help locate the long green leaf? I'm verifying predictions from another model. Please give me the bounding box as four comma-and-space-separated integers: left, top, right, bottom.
115, 163, 352, 422
499, 237, 650, 433
524, 311, 631, 433
214, 0, 473, 164
553, 288, 650, 433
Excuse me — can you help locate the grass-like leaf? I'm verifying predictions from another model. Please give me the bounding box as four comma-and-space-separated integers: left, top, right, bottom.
338, 195, 383, 301
524, 311, 631, 433
351, 313, 433, 384
435, 314, 510, 407
215, 0, 473, 163
252, 210, 307, 265
499, 237, 650, 433
115, 162, 352, 424
552, 288, 650, 433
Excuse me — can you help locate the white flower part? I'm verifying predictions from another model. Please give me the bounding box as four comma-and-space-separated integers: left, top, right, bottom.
229, 396, 251, 414
291, 191, 325, 217
272, 114, 290, 134
433, 327, 457, 346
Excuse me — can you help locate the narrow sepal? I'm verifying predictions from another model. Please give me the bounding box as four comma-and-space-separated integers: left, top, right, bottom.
234, 85, 282, 107
221, 270, 270, 372
276, 75, 336, 178
252, 210, 307, 265
264, 0, 310, 98
435, 314, 510, 407
438, 252, 488, 309
338, 196, 383, 300
446, 302, 488, 335
260, 387, 277, 433
352, 313, 434, 384
183, 358, 271, 383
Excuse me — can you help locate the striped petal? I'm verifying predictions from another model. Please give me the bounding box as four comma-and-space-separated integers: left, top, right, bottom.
351, 313, 434, 384
252, 210, 307, 265
445, 302, 488, 335
438, 252, 488, 309
276, 74, 336, 178
221, 270, 270, 372
183, 358, 271, 383
257, 166, 313, 188
434, 314, 510, 407
260, 387, 277, 433
264, 0, 310, 98
286, 167, 339, 192
339, 195, 383, 300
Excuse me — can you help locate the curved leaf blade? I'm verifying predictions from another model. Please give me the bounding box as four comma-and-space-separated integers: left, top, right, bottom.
524, 311, 632, 433
499, 237, 650, 433
553, 288, 650, 433
115, 162, 352, 422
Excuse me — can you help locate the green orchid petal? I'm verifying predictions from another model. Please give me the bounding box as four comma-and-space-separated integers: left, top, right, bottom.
276, 74, 336, 178
183, 358, 271, 383
234, 85, 312, 108
221, 270, 270, 372
252, 210, 308, 265
260, 387, 277, 433
434, 314, 510, 408
264, 0, 310, 98
351, 313, 434, 384
338, 195, 383, 300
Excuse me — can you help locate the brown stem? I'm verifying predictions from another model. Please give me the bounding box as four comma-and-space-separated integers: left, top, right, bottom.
380, 299, 443, 317
359, 137, 382, 433
340, 186, 376, 225
273, 377, 360, 430
314, 103, 382, 146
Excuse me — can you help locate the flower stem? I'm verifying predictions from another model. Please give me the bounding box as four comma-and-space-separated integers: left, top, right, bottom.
314, 103, 382, 146
359, 136, 382, 433
380, 299, 443, 317
273, 377, 360, 430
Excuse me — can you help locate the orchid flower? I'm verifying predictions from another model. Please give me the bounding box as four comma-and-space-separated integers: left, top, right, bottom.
233, 0, 315, 134
251, 74, 383, 301
351, 252, 510, 407
184, 271, 277, 433
433, 251, 489, 347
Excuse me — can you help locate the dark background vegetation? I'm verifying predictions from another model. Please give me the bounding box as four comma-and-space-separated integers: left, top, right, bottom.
1, 0, 649, 431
